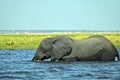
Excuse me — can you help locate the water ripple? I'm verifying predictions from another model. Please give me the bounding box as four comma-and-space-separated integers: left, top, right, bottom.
0, 49, 120, 80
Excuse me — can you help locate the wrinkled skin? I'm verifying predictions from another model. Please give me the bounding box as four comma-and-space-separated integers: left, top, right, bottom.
32, 35, 119, 62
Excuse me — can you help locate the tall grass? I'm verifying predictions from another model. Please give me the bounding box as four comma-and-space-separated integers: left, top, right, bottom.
0, 32, 120, 49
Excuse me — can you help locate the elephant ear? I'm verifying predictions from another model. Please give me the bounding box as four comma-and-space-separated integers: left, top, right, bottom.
51, 38, 73, 61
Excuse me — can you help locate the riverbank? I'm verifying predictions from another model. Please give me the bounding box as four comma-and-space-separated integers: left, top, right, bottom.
0, 32, 120, 49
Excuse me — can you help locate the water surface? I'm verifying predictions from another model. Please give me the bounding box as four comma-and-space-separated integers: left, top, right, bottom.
0, 49, 120, 80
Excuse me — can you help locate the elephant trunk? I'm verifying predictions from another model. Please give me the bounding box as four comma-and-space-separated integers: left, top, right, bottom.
32, 53, 51, 62
32, 52, 46, 62
32, 57, 42, 62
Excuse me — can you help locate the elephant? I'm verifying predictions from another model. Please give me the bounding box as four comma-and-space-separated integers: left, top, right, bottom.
32, 35, 119, 62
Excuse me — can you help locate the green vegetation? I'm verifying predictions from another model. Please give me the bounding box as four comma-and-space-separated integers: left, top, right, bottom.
0, 32, 120, 49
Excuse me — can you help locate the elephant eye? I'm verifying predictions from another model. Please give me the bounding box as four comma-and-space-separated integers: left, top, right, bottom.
40, 47, 47, 53
43, 50, 46, 53
42, 48, 47, 53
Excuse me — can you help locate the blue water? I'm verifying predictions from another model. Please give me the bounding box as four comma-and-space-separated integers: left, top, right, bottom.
0, 49, 120, 80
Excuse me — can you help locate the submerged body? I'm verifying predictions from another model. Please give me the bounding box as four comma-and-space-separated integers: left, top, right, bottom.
62, 35, 119, 61
32, 35, 119, 62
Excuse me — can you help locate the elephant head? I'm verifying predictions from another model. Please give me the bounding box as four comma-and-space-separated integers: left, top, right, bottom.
32, 35, 73, 62
32, 37, 55, 62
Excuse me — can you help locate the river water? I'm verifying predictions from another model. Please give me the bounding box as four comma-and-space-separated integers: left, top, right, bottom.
0, 49, 120, 80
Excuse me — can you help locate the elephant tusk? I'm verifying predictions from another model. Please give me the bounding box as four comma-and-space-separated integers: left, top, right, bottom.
36, 59, 42, 62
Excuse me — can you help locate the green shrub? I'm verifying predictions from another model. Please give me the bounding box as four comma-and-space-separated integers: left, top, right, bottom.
0, 32, 120, 49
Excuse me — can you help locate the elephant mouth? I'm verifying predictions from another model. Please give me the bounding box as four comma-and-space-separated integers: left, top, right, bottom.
36, 59, 42, 62
32, 56, 51, 62
32, 58, 42, 62
32, 58, 46, 62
